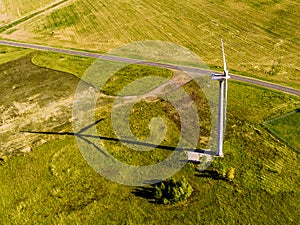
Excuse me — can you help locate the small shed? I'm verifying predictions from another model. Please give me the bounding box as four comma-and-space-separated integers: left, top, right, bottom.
187, 151, 201, 163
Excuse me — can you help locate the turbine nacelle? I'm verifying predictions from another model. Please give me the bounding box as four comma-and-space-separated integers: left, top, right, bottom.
211, 73, 230, 81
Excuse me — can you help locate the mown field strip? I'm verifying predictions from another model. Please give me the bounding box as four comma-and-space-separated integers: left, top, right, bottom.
263, 110, 300, 152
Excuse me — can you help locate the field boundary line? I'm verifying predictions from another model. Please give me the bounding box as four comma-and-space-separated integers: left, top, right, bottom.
263, 111, 300, 153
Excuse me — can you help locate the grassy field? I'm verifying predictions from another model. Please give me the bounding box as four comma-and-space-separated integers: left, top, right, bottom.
32, 51, 174, 96
0, 45, 32, 64
1, 1, 300, 222
264, 110, 300, 153
0, 48, 300, 224
32, 51, 94, 77
1, 0, 299, 89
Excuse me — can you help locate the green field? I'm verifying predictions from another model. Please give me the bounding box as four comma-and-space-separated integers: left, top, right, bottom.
264, 111, 300, 153
31, 51, 174, 96
0, 45, 32, 64
1, 1, 300, 224
0, 47, 300, 224
32, 51, 94, 77
1, 0, 299, 88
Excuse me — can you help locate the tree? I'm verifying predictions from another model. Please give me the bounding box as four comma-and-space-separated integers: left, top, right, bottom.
211, 158, 235, 181
154, 176, 193, 204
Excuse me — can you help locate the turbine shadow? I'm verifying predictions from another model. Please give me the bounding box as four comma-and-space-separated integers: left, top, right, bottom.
22, 118, 214, 156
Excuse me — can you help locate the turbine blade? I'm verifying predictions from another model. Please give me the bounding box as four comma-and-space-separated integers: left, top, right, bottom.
221, 39, 228, 75
224, 79, 228, 130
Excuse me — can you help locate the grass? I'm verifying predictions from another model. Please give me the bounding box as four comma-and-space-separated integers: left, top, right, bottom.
226, 81, 300, 123
1, 49, 300, 224
1, 0, 299, 89
0, 45, 32, 64
31, 51, 95, 77
99, 65, 173, 96
32, 50, 173, 96
263, 110, 300, 153
94, 98, 180, 166
93, 81, 212, 166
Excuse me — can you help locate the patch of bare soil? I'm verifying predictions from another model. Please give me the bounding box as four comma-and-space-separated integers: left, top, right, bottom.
0, 54, 83, 157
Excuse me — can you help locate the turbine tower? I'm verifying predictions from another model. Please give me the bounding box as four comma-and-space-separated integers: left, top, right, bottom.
212, 39, 230, 157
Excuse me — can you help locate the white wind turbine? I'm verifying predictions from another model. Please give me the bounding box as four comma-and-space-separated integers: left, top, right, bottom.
212, 39, 230, 157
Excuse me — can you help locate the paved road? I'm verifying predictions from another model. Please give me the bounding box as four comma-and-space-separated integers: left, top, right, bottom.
1, 39, 299, 96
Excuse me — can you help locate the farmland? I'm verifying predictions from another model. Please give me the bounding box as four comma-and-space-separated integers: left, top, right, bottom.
0, 0, 64, 25
0, 0, 300, 224
0, 0, 299, 88
0, 46, 299, 224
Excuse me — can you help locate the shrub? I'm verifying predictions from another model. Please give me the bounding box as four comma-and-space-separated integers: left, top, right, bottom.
154, 176, 193, 204
211, 158, 235, 181
226, 167, 235, 181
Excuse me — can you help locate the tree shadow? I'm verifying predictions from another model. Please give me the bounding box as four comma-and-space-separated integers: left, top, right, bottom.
295, 108, 300, 113
196, 169, 225, 181
132, 186, 157, 203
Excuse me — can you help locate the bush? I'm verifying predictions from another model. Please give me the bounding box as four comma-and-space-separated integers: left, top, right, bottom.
211, 158, 235, 181
154, 176, 193, 204
226, 167, 235, 181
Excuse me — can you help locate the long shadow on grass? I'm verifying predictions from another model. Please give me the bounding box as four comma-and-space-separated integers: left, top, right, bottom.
22, 119, 110, 157
196, 170, 225, 181
22, 119, 213, 155
132, 186, 157, 203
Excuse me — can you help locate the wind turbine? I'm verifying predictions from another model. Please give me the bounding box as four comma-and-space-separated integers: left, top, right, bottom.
212, 39, 230, 157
